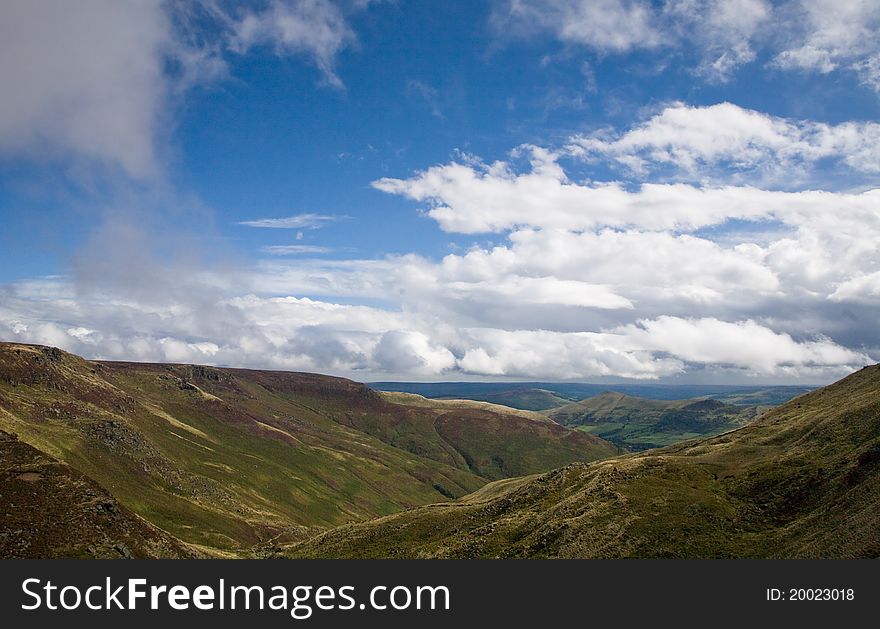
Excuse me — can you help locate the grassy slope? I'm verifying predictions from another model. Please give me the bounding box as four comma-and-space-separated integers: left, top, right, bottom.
287, 365, 880, 558
436, 388, 575, 411
0, 343, 614, 555
377, 392, 616, 478
547, 391, 762, 450
0, 430, 196, 558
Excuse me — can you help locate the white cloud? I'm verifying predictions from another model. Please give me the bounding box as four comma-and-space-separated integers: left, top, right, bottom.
373, 148, 880, 234
828, 271, 880, 304
613, 316, 866, 373
3, 0, 878, 389
771, 0, 880, 90
569, 102, 880, 181
493, 0, 880, 89
444, 276, 633, 310
0, 0, 172, 178
456, 328, 683, 379
4, 92, 877, 382
455, 317, 867, 380
3, 276, 865, 381
854, 53, 880, 92
230, 0, 355, 88
493, 0, 773, 80
492, 0, 664, 52
0, 1, 369, 178
373, 330, 457, 375
262, 245, 335, 254
665, 0, 771, 81
771, 45, 837, 73
239, 213, 342, 229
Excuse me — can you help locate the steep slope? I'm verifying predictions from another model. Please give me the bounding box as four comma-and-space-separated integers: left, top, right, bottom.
548, 391, 762, 450
288, 365, 880, 558
380, 392, 616, 478
0, 342, 613, 555
0, 430, 195, 558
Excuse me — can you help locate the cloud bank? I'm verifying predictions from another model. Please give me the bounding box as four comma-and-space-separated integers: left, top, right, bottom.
3, 102, 877, 382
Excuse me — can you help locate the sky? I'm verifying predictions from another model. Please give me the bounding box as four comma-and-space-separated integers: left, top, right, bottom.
0, 0, 878, 384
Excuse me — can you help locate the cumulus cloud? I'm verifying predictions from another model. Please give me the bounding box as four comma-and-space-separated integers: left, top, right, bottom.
614, 317, 866, 373
1, 273, 865, 381
355, 110, 879, 379
3, 204, 871, 382
0, 207, 877, 379
373, 148, 880, 234
569, 102, 880, 182
373, 330, 457, 375
5, 199, 874, 382
829, 271, 880, 304
455, 318, 867, 380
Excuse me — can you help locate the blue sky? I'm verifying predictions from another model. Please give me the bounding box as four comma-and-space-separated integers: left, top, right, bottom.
1, 0, 879, 383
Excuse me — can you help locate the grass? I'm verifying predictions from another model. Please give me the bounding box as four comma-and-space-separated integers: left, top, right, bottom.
286, 365, 880, 558
0, 342, 615, 556
549, 392, 761, 450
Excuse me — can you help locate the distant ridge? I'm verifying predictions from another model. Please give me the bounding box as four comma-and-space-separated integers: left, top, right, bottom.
371, 381, 815, 410
546, 391, 762, 450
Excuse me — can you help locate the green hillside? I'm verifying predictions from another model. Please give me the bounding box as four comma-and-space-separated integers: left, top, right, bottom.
0, 342, 614, 556
0, 430, 196, 558
287, 364, 880, 558
381, 392, 616, 478
547, 391, 763, 450
436, 388, 576, 411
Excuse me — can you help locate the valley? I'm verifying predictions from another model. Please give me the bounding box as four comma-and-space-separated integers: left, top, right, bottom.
0, 342, 612, 557
546, 391, 764, 450
289, 365, 880, 558
2, 342, 876, 559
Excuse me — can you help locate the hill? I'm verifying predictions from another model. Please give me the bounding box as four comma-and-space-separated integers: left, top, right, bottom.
287, 364, 880, 558
0, 430, 195, 558
0, 342, 614, 556
371, 381, 814, 410
436, 388, 575, 411
378, 392, 616, 477
547, 391, 762, 450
